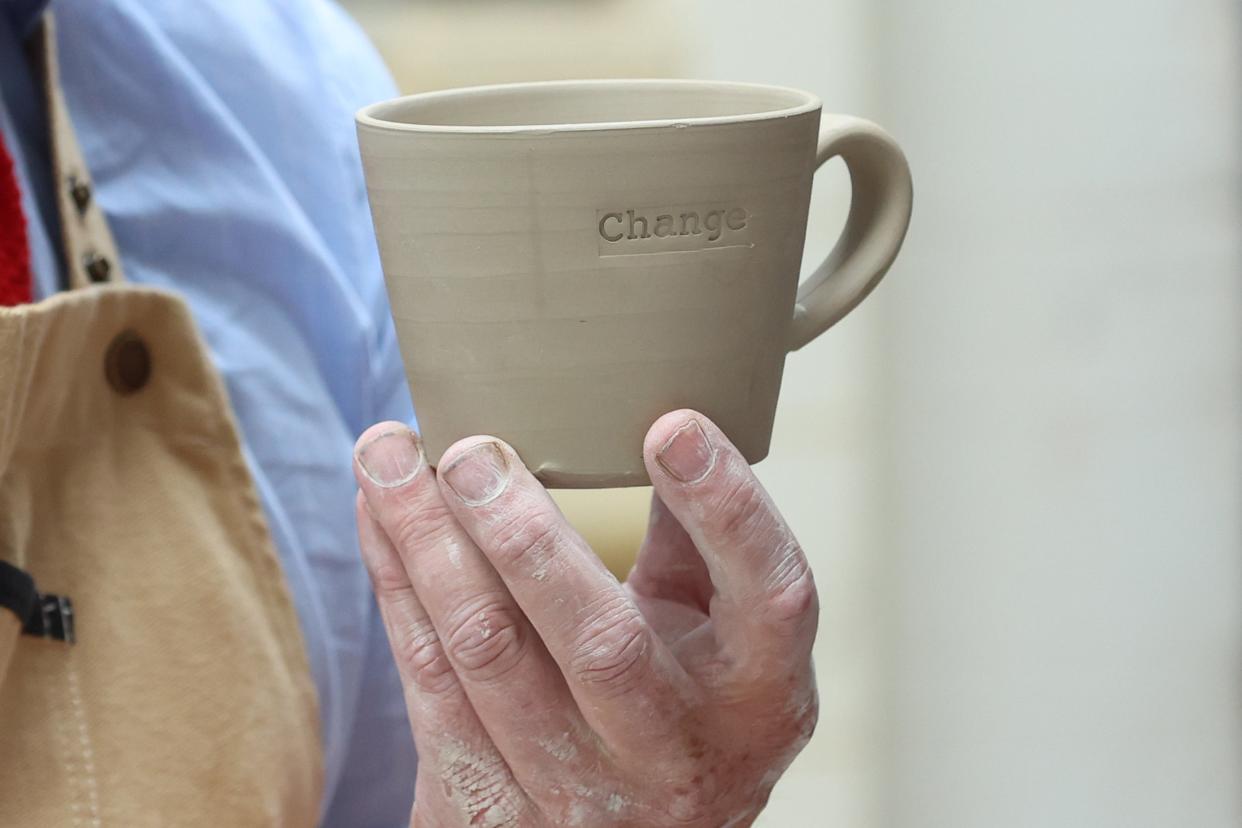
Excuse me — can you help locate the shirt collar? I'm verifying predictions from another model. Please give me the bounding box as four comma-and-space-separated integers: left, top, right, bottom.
3, 0, 50, 37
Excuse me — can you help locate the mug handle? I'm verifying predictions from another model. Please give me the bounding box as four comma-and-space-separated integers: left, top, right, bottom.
788, 116, 913, 351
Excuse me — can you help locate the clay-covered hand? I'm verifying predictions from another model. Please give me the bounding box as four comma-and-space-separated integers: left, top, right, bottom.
352, 410, 818, 827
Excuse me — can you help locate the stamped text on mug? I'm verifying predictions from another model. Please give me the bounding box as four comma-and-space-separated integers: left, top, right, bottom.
596, 205, 752, 257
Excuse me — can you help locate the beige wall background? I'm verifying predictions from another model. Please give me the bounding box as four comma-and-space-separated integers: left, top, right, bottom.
343, 2, 1242, 826
879, 3, 1241, 827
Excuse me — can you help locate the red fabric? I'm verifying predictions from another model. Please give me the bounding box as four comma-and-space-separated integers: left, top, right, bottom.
0, 131, 32, 307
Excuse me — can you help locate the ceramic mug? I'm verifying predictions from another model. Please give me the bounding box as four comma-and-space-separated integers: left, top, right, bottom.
357, 79, 912, 487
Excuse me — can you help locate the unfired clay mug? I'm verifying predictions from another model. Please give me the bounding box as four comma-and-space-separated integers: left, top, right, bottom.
357, 79, 912, 487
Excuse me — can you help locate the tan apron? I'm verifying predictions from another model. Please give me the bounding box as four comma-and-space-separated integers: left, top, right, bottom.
0, 16, 323, 826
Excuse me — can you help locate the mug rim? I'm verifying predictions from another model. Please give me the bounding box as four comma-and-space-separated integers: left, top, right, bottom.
356, 78, 822, 135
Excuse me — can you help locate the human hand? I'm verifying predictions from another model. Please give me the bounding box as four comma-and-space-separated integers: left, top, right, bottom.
353, 410, 818, 827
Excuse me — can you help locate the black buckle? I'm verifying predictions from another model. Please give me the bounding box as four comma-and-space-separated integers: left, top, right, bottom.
22, 593, 75, 645
0, 561, 75, 645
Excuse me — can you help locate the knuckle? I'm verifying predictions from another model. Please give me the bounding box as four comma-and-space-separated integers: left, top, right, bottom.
386, 496, 458, 558
760, 679, 820, 755
365, 554, 411, 596
662, 779, 724, 826
762, 539, 818, 627
713, 476, 771, 544
768, 688, 819, 760
792, 691, 820, 749
392, 617, 457, 695
571, 594, 653, 698
487, 509, 562, 572
443, 599, 528, 684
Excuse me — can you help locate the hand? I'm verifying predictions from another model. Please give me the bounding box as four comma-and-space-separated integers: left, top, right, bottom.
352, 410, 819, 827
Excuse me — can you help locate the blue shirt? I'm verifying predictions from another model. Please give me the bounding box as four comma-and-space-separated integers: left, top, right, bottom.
0, 1, 418, 824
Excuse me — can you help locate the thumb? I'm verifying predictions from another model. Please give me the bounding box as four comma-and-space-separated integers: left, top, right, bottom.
627, 494, 713, 612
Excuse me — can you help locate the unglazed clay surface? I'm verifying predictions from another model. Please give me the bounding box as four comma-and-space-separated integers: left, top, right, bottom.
357, 80, 911, 487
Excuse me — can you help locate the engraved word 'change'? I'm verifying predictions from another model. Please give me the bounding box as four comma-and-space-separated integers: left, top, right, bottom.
598, 207, 749, 245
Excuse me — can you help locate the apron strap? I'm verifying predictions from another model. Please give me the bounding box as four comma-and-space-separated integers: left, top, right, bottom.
29, 12, 127, 290
0, 558, 75, 646
0, 560, 68, 690
0, 562, 37, 637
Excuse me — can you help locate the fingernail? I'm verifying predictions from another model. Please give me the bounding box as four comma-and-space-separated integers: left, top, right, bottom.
442, 442, 510, 506
657, 419, 716, 483
356, 428, 424, 488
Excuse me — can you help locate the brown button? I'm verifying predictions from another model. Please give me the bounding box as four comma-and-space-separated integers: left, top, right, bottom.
83, 253, 112, 284
104, 331, 152, 395
69, 176, 92, 213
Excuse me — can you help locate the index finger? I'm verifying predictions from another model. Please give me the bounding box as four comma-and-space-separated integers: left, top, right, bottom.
643, 410, 819, 679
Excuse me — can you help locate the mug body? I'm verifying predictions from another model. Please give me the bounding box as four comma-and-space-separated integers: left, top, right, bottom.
358, 80, 822, 487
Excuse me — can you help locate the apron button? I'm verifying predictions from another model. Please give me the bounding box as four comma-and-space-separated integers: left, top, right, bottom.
69, 176, 92, 213
105, 331, 152, 395
83, 253, 112, 284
